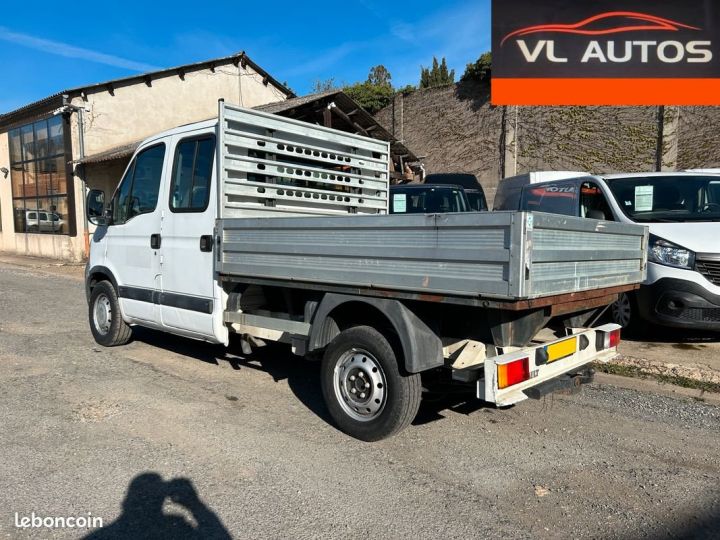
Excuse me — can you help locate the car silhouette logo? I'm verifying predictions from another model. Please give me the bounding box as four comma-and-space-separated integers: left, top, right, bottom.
501, 11, 700, 46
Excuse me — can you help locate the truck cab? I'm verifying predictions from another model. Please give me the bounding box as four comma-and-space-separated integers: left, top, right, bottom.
495, 171, 720, 332
85, 119, 227, 345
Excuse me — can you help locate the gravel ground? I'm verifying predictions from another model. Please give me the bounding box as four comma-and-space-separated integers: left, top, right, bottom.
0, 262, 718, 539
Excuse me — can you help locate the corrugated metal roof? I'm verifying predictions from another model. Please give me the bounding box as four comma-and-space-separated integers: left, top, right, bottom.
76, 140, 142, 165
255, 91, 418, 161
255, 90, 340, 114
0, 51, 294, 129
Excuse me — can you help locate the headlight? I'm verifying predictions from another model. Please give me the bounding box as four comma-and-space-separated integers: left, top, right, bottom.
648, 234, 695, 269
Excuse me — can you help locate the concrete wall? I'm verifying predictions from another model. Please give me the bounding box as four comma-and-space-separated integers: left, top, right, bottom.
0, 61, 287, 261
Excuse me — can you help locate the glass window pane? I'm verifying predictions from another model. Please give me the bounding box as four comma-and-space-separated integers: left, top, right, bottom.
521, 182, 579, 216
9, 129, 22, 163
11, 164, 25, 198
49, 156, 68, 195
23, 161, 38, 199
21, 124, 35, 162
170, 140, 196, 210
191, 138, 214, 209
112, 162, 135, 224
37, 196, 68, 234
48, 116, 64, 156
36, 159, 53, 197
127, 144, 165, 219
17, 198, 40, 233
35, 119, 49, 159
170, 137, 214, 211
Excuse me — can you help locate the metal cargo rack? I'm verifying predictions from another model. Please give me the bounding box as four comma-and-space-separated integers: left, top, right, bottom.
218, 102, 390, 218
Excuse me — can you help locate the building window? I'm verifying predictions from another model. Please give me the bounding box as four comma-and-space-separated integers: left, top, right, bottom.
8, 116, 72, 235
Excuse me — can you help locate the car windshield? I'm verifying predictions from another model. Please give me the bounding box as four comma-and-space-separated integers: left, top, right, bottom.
606, 176, 720, 222
390, 187, 468, 213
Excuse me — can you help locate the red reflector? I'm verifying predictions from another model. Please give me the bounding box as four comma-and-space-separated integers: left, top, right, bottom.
498, 357, 530, 389
609, 329, 621, 348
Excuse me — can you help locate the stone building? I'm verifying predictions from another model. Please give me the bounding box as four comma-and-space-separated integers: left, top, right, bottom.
0, 52, 292, 261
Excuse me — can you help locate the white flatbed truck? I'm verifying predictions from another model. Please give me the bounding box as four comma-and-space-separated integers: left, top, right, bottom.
85, 102, 648, 440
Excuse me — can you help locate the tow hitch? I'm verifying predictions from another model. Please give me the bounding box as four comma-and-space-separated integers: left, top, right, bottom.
522, 368, 595, 400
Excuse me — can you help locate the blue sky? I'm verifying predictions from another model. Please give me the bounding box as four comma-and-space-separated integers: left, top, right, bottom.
0, 0, 490, 114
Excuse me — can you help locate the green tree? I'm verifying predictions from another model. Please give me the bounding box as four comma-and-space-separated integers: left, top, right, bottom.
395, 84, 416, 95
461, 52, 492, 83
343, 81, 394, 114
419, 56, 455, 89
340, 65, 395, 114
367, 65, 392, 88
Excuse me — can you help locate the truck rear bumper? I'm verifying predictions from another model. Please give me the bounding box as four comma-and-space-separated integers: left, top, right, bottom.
479, 324, 620, 406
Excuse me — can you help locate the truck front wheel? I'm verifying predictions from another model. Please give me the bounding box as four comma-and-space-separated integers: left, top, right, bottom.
320, 326, 421, 441
89, 281, 132, 347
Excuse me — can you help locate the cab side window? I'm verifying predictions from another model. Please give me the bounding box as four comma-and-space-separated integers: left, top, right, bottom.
580, 181, 614, 221
111, 144, 166, 225
170, 136, 215, 212
520, 181, 578, 216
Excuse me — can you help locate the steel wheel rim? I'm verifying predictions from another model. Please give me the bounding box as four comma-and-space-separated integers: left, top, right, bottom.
333, 348, 387, 422
93, 293, 112, 335
612, 293, 632, 327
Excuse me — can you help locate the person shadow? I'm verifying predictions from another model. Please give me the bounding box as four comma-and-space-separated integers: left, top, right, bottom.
83, 472, 231, 539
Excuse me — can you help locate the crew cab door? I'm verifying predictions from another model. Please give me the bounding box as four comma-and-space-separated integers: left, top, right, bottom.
105, 143, 167, 326
158, 131, 224, 343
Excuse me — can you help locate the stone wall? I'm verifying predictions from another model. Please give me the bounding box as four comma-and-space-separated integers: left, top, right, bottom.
376, 82, 720, 207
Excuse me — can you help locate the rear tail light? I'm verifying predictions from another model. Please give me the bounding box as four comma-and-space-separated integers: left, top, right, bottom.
498, 357, 530, 389
596, 328, 621, 350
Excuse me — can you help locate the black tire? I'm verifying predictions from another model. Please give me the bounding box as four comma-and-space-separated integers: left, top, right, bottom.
88, 281, 132, 347
320, 326, 421, 441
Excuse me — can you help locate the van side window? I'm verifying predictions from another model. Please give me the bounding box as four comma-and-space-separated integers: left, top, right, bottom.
170, 136, 215, 212
520, 182, 578, 216
111, 144, 166, 225
580, 181, 614, 221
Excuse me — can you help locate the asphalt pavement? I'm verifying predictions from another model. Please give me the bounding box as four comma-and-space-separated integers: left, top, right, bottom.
0, 260, 719, 539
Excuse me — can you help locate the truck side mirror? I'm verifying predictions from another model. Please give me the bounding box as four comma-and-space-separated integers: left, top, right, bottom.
86, 189, 108, 226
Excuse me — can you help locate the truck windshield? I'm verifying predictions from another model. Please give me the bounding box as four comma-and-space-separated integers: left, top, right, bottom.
605, 176, 720, 222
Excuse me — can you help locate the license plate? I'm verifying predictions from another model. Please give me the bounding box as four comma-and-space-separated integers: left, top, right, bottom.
545, 336, 577, 363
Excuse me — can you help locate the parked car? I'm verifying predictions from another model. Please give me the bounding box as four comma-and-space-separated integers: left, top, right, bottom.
25, 209, 64, 233
424, 173, 488, 211
389, 184, 470, 214
495, 171, 720, 332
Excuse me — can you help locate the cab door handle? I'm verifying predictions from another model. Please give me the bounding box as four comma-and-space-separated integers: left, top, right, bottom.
199, 235, 213, 252
150, 233, 161, 249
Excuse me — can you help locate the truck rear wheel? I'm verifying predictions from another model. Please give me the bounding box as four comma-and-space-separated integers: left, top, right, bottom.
320, 326, 421, 441
89, 281, 132, 347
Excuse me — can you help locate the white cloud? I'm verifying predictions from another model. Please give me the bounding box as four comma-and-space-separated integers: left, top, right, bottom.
0, 27, 161, 72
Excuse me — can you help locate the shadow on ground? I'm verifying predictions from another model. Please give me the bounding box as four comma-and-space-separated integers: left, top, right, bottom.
129, 328, 487, 430
131, 328, 331, 424
84, 472, 231, 539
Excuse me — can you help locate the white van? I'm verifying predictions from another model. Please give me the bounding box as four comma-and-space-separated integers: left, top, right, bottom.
495, 172, 720, 332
